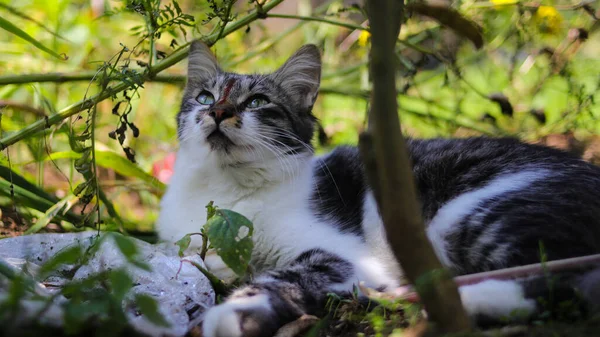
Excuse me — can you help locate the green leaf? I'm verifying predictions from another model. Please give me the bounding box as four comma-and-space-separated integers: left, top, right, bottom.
175, 234, 191, 258
111, 233, 138, 259
40, 245, 83, 277
134, 294, 170, 327
111, 233, 152, 271
0, 165, 58, 203
25, 194, 79, 234
205, 201, 216, 221
204, 209, 254, 276
42, 151, 165, 193
0, 15, 67, 60
109, 269, 133, 301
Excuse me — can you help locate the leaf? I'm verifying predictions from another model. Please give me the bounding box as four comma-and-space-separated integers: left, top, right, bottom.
40, 245, 83, 277
42, 151, 165, 194
407, 3, 483, 49
204, 209, 254, 276
0, 168, 82, 224
0, 15, 67, 60
0, 165, 57, 203
111, 233, 152, 271
134, 294, 171, 327
109, 269, 133, 301
0, 3, 68, 41
206, 201, 216, 221
175, 234, 192, 258
25, 194, 80, 234
111, 233, 138, 260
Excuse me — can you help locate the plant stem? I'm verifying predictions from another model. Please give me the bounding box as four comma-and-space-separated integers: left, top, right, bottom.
0, 0, 284, 150
0, 100, 46, 116
0, 72, 186, 86
361, 0, 470, 332
267, 13, 437, 54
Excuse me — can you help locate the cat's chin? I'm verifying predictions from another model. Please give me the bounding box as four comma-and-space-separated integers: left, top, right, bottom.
206, 129, 235, 152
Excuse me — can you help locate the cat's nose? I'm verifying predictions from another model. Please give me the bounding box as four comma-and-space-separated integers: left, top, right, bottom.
209, 108, 234, 125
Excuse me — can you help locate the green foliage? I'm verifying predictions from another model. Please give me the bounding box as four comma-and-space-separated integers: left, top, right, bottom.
205, 208, 254, 276
175, 202, 254, 277
133, 293, 171, 327
0, 15, 66, 60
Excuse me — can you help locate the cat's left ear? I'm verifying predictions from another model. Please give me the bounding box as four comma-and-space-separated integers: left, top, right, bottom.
187, 40, 220, 82
271, 44, 321, 109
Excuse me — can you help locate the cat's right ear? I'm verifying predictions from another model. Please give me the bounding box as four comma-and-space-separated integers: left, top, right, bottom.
188, 40, 219, 81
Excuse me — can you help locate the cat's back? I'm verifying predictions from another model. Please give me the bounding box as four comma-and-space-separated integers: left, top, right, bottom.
407, 137, 600, 220
408, 137, 600, 272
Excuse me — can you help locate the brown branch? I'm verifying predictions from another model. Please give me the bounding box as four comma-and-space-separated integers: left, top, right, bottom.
361, 0, 470, 332
0, 100, 47, 116
394, 253, 600, 303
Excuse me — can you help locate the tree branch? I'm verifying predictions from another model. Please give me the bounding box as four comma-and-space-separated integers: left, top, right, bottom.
0, 100, 46, 116
0, 72, 186, 86
361, 0, 470, 332
394, 253, 600, 303
0, 0, 284, 150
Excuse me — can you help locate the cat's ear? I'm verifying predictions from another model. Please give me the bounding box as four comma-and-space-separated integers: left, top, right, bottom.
187, 40, 220, 81
272, 44, 321, 109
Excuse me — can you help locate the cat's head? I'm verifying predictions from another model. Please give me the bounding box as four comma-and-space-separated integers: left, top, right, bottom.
177, 41, 321, 165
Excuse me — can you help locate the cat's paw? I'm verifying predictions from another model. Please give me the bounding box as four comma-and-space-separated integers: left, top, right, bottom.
204, 249, 238, 283
202, 294, 279, 337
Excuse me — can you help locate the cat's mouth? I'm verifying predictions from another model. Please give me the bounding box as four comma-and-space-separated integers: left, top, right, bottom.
206, 129, 235, 151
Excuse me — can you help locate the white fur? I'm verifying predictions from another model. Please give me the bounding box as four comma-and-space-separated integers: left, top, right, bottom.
202, 294, 271, 337
158, 143, 398, 287
159, 132, 400, 336
426, 171, 547, 267
459, 279, 536, 319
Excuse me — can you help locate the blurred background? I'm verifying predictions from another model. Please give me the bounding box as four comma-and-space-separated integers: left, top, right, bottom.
0, 0, 599, 238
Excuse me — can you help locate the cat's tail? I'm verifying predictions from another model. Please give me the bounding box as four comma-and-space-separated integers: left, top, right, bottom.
458, 266, 600, 325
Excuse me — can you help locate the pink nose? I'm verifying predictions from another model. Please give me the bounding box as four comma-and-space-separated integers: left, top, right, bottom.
209, 107, 234, 124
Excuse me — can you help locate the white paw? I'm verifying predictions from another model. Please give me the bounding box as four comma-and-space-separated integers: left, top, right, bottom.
202, 294, 272, 337
459, 279, 536, 319
204, 249, 238, 283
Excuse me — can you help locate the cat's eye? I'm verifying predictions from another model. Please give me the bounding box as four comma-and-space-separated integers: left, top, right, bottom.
245, 95, 270, 109
196, 91, 215, 106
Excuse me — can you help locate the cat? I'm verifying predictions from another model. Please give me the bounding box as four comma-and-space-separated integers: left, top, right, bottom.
157, 41, 600, 337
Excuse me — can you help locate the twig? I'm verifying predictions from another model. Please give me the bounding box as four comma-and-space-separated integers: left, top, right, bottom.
470, 0, 597, 11
362, 0, 470, 332
0, 72, 185, 85
0, 0, 285, 150
266, 13, 436, 54
396, 253, 600, 303
0, 100, 46, 116
183, 259, 229, 296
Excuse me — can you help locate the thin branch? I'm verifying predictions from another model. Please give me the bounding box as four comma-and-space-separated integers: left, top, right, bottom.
470, 0, 597, 11
0, 0, 284, 150
0, 100, 46, 116
396, 253, 600, 303
266, 13, 436, 54
0, 72, 186, 85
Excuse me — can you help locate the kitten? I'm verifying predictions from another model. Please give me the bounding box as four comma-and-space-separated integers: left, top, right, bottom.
157, 41, 600, 337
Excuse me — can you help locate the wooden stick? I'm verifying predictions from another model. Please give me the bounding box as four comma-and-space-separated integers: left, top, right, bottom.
397, 253, 600, 303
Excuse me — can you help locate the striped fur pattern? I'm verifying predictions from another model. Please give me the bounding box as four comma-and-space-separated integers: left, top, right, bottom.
157, 42, 600, 337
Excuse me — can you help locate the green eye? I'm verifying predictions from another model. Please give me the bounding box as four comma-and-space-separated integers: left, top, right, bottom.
197, 91, 215, 105
246, 96, 270, 109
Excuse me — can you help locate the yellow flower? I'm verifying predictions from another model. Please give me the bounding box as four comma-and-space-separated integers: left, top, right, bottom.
534, 5, 563, 35
490, 0, 518, 5
358, 30, 370, 47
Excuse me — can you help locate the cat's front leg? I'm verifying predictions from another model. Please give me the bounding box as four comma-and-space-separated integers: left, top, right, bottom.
202, 248, 358, 337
